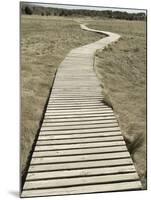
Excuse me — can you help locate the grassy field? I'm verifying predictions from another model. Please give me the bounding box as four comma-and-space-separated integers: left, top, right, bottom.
21, 15, 101, 183
87, 19, 146, 188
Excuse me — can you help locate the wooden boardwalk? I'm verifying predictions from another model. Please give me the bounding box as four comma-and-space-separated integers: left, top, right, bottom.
21, 25, 142, 197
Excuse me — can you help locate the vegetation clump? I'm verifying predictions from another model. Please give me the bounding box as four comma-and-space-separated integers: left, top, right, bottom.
24, 6, 33, 15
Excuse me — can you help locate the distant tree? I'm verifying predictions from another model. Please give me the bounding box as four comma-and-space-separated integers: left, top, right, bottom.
24, 6, 33, 15
46, 11, 50, 16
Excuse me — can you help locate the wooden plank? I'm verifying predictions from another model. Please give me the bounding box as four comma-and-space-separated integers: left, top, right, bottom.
55, 77, 97, 79
52, 86, 100, 88
53, 83, 100, 85
52, 84, 100, 87
50, 95, 102, 98
49, 96, 103, 100
44, 113, 115, 119
55, 81, 98, 83
48, 102, 104, 105
56, 72, 94, 74
51, 91, 101, 93
54, 78, 98, 80
26, 165, 136, 181
52, 83, 101, 85
47, 103, 108, 107
65, 55, 92, 58
44, 112, 114, 118
31, 152, 130, 164
57, 69, 94, 71
48, 100, 103, 103
36, 136, 123, 145
21, 181, 142, 197
61, 63, 93, 66
54, 79, 97, 81
43, 116, 116, 122
65, 56, 92, 58
46, 106, 109, 110
28, 158, 133, 172
52, 88, 100, 90
65, 56, 92, 59
51, 91, 101, 94
52, 88, 100, 89
46, 108, 111, 112
40, 123, 118, 131
52, 89, 100, 91
38, 131, 121, 140
51, 89, 100, 91
32, 146, 127, 157
54, 79, 98, 81
56, 75, 96, 76
35, 141, 125, 151
45, 109, 113, 115
40, 127, 121, 135
47, 103, 106, 107
49, 97, 103, 100
48, 100, 103, 104
55, 76, 99, 78
24, 173, 139, 190
47, 105, 107, 109
53, 80, 99, 82
42, 119, 117, 126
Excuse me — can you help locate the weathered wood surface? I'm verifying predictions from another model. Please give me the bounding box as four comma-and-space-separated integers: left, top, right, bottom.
21, 24, 142, 197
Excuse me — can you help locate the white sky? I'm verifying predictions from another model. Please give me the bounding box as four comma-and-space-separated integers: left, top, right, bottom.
33, 3, 146, 13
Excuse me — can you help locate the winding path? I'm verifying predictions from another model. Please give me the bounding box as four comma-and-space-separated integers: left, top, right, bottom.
21, 24, 142, 197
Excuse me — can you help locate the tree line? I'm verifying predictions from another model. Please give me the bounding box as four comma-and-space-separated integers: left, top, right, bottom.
21, 3, 146, 21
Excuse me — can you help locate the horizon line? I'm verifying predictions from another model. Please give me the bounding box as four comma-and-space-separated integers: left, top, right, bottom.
21, 2, 147, 14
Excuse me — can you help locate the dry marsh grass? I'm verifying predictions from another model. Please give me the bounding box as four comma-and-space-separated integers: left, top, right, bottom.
89, 19, 146, 188
21, 15, 101, 181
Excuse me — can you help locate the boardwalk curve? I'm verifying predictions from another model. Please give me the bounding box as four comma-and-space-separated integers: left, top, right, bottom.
21, 24, 142, 197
